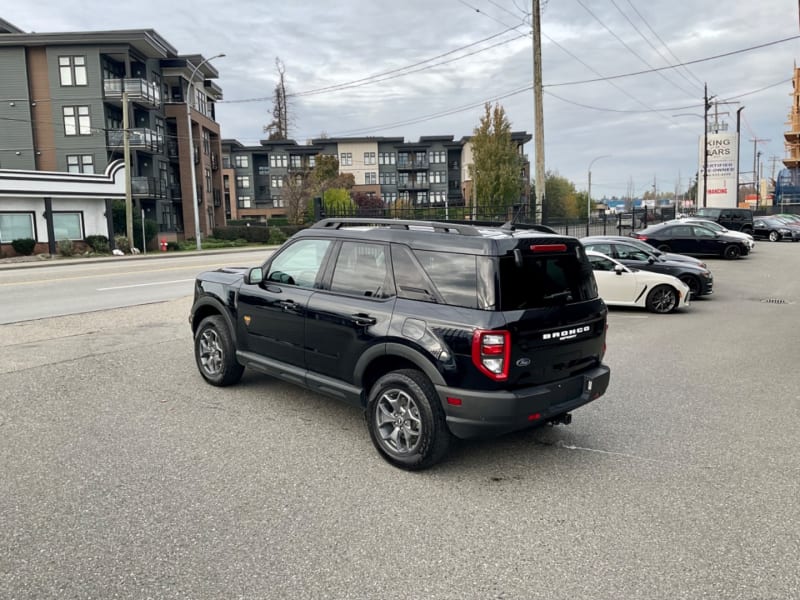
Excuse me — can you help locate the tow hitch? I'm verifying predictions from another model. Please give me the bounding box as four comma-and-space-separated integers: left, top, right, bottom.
548, 413, 572, 426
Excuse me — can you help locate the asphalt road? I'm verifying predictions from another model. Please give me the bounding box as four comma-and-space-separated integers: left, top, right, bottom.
0, 249, 273, 324
1, 243, 798, 600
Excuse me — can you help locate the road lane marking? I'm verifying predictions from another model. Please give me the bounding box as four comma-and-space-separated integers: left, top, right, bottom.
0, 262, 236, 286
97, 278, 195, 291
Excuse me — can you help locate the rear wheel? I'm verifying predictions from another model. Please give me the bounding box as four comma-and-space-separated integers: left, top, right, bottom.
679, 275, 701, 298
366, 369, 451, 470
723, 244, 741, 259
194, 315, 244, 386
768, 230, 780, 242
645, 284, 679, 313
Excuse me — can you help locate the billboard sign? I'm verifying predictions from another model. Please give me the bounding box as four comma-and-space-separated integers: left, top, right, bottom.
698, 131, 738, 207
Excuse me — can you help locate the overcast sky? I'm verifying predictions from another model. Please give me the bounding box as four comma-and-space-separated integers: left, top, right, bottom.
5, 0, 800, 198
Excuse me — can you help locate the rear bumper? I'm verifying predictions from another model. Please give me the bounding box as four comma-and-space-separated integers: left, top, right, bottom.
436, 365, 611, 439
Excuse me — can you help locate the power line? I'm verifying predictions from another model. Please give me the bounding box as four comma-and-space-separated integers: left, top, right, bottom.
574, 0, 698, 98
545, 34, 800, 87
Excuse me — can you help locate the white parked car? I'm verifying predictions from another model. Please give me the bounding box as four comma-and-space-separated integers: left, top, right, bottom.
586, 250, 691, 314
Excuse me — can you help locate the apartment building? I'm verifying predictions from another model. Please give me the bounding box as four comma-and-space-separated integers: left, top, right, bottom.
0, 18, 224, 245
221, 133, 531, 222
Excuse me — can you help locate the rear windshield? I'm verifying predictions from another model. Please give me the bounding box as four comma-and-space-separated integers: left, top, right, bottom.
497, 250, 598, 311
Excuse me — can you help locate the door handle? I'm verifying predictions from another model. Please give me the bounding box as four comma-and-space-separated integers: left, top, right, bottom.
351, 314, 377, 327
279, 300, 297, 311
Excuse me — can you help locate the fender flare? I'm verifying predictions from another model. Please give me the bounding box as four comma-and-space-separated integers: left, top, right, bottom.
354, 342, 447, 388
191, 296, 239, 346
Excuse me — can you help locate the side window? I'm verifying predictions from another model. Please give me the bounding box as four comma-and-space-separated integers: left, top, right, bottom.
589, 255, 616, 271
583, 243, 612, 256
693, 226, 715, 238
671, 226, 691, 237
266, 239, 331, 288
413, 249, 479, 309
391, 245, 438, 303
330, 242, 392, 298
616, 244, 649, 261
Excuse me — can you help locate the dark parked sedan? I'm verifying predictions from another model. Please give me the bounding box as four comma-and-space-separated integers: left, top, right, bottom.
631, 222, 750, 259
752, 217, 800, 242
581, 236, 714, 297
588, 235, 708, 268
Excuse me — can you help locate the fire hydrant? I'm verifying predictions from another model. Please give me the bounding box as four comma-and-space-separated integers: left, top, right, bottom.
160, 238, 167, 252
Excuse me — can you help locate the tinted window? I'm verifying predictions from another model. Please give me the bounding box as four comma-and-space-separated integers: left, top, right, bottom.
498, 251, 597, 310
696, 208, 721, 219
267, 238, 331, 288
413, 249, 483, 309
583, 242, 612, 255
614, 243, 651, 261
588, 255, 616, 271
330, 241, 392, 299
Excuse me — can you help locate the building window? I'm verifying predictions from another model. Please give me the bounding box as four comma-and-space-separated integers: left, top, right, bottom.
308, 155, 316, 168
205, 168, 212, 194
271, 175, 284, 188
233, 155, 249, 168
364, 151, 376, 165
0, 213, 34, 242
222, 155, 231, 169
378, 152, 395, 165
290, 155, 302, 169
236, 175, 251, 189
383, 192, 397, 203
257, 165, 269, 175
398, 172, 409, 186
365, 172, 377, 185
379, 171, 396, 185
52, 212, 84, 240
273, 196, 285, 208
63, 106, 91, 136
429, 151, 446, 164
58, 56, 87, 86
238, 196, 252, 209
431, 171, 446, 184
431, 191, 446, 204
399, 191, 409, 202
340, 152, 352, 166
66, 154, 94, 174
270, 154, 288, 168
417, 191, 428, 204
202, 130, 211, 155
417, 172, 428, 186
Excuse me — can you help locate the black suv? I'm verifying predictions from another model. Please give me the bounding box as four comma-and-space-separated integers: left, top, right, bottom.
190, 219, 610, 469
694, 207, 754, 233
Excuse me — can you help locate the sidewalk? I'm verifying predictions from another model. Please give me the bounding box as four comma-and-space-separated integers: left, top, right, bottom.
0, 245, 274, 271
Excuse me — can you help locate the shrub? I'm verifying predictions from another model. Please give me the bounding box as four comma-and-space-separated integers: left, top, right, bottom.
115, 236, 131, 253
11, 238, 37, 256
57, 239, 75, 257
166, 241, 181, 251
212, 225, 270, 244
85, 235, 110, 254
269, 226, 288, 245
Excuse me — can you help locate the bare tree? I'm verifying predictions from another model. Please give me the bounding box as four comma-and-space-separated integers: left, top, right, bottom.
283, 173, 312, 225
264, 57, 291, 140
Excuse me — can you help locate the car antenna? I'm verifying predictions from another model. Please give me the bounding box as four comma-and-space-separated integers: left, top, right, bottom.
501, 204, 524, 231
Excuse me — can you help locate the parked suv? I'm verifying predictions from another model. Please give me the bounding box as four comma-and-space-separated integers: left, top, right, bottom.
693, 207, 754, 234
190, 219, 611, 469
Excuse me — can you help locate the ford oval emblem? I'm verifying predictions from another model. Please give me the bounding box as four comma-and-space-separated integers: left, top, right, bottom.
516, 358, 531, 367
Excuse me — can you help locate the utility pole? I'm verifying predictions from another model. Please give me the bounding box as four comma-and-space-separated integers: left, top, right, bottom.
123, 91, 133, 248
702, 83, 714, 209
532, 0, 545, 223
750, 137, 770, 211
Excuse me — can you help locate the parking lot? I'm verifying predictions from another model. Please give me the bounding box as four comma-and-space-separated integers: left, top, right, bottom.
1, 242, 799, 599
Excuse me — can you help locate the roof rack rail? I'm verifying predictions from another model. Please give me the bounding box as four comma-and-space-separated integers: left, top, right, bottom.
431, 219, 557, 235
312, 218, 482, 236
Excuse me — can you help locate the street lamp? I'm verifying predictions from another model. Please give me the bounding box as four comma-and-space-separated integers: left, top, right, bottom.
186, 53, 225, 251
587, 155, 610, 236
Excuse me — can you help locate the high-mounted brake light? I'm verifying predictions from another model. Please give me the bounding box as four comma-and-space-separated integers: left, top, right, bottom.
530, 244, 567, 253
472, 330, 511, 381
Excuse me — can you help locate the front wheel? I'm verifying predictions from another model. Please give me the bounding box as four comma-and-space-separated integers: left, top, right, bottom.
679, 275, 701, 298
657, 244, 671, 253
194, 315, 244, 386
723, 244, 742, 259
768, 230, 780, 242
645, 284, 679, 313
366, 369, 451, 470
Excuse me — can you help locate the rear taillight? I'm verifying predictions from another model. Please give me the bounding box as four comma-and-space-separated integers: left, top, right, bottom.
472, 330, 510, 381
634, 234, 648, 241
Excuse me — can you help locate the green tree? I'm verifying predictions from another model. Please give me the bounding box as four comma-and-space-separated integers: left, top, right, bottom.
543, 172, 580, 220
310, 154, 354, 202
468, 102, 523, 216
323, 188, 356, 216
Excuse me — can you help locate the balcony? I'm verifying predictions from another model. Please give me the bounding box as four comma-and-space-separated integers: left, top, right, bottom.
213, 188, 222, 207
211, 153, 219, 171
131, 177, 167, 199
104, 78, 161, 108
397, 181, 430, 191
169, 185, 182, 200
397, 158, 429, 170
106, 128, 164, 153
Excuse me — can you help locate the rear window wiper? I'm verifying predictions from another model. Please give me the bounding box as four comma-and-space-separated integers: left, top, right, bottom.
542, 291, 573, 302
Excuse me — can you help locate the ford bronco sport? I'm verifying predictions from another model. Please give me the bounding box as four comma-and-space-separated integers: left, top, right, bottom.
190, 218, 610, 469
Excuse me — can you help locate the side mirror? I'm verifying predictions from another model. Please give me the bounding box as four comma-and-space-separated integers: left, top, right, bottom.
244, 266, 264, 285
647, 256, 655, 264
614, 264, 625, 275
